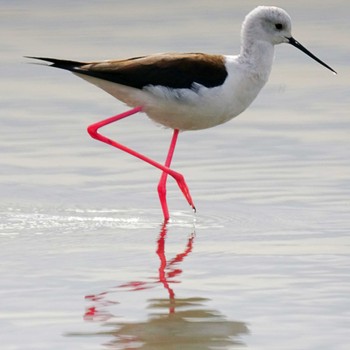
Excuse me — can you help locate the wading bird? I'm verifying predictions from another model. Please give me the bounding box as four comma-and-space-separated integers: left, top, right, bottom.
28, 6, 336, 221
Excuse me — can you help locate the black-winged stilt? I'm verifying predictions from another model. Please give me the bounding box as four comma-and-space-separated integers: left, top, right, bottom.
27, 6, 336, 221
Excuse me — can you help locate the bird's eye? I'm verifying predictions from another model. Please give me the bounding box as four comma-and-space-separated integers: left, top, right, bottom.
275, 23, 283, 30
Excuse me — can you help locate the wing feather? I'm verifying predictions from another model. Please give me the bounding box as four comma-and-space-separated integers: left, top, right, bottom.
28, 54, 228, 90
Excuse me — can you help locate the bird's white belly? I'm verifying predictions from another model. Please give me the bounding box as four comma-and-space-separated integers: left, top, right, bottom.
76, 69, 266, 131
144, 72, 266, 130
141, 85, 240, 130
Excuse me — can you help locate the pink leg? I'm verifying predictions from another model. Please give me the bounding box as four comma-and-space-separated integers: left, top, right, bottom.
87, 106, 195, 220
157, 129, 179, 221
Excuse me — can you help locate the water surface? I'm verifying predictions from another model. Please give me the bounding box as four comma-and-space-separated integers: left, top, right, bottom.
1, 1, 350, 349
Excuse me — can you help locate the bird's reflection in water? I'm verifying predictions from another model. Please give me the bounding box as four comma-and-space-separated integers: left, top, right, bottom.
97, 297, 248, 349
76, 223, 248, 349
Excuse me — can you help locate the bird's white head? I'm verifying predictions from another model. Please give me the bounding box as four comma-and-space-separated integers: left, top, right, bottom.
241, 6, 292, 47
240, 6, 337, 74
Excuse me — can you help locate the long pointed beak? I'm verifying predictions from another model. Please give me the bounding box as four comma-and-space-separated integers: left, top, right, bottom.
287, 37, 337, 75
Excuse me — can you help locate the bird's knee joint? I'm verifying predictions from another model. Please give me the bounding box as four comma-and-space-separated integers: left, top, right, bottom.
157, 184, 167, 197
87, 125, 98, 139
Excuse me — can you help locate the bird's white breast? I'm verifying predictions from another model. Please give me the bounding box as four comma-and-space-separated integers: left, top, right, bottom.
142, 55, 269, 130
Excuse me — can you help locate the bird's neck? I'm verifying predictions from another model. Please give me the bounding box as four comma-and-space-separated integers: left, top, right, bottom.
239, 40, 275, 82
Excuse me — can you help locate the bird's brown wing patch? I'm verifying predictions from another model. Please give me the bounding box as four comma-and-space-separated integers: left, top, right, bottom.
78, 53, 228, 89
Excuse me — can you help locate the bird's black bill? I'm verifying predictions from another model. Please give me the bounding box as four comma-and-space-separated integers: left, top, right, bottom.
287, 37, 337, 75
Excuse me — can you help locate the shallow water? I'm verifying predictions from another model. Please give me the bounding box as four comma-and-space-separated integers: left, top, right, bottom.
1, 1, 350, 349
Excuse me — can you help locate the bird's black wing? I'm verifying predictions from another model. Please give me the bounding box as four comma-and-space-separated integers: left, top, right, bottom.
27, 54, 228, 90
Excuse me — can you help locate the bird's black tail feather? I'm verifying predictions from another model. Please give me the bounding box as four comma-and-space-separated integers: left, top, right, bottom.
25, 56, 85, 72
